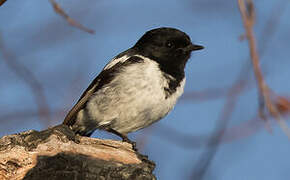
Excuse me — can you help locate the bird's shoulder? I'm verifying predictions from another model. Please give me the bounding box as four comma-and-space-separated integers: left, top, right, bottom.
63, 50, 145, 126
81, 52, 144, 99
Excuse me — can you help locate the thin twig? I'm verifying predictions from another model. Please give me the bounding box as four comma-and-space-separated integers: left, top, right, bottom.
238, 0, 290, 138
238, 0, 268, 109
49, 0, 95, 34
0, 0, 7, 6
0, 35, 51, 128
190, 79, 241, 179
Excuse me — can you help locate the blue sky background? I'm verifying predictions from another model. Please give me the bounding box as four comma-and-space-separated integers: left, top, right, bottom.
1, 0, 290, 179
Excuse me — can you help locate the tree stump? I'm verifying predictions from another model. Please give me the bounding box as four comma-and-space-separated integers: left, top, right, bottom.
0, 125, 156, 180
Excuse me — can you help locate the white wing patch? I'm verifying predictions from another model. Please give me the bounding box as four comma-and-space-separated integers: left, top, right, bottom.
103, 55, 130, 70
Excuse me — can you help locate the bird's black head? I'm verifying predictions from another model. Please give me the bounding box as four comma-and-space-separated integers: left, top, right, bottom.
133, 27, 203, 78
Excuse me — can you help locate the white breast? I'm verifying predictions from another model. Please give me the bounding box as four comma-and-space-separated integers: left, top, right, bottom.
86, 55, 186, 133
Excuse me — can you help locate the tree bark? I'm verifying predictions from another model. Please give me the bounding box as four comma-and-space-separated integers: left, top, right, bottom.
0, 125, 156, 180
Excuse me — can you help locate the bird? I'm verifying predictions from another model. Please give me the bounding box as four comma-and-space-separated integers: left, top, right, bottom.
63, 27, 204, 149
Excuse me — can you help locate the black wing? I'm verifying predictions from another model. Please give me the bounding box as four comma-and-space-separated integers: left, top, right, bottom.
62, 55, 144, 126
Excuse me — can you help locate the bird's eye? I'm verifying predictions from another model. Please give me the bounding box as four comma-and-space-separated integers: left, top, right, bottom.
166, 42, 174, 48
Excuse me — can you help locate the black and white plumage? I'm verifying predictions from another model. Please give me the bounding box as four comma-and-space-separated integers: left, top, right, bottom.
63, 27, 204, 144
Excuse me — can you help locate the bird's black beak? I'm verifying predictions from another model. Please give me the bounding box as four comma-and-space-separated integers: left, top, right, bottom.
182, 43, 204, 52
189, 43, 204, 51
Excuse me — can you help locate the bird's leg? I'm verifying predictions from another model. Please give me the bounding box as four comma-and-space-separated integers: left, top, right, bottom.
107, 128, 137, 151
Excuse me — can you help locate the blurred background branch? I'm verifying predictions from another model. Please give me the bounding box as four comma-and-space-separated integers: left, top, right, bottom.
0, 35, 51, 127
0, 0, 6, 6
238, 0, 290, 138
49, 0, 95, 34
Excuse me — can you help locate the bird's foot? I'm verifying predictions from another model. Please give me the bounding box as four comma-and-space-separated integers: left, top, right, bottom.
107, 128, 138, 151
121, 135, 154, 167
122, 137, 138, 152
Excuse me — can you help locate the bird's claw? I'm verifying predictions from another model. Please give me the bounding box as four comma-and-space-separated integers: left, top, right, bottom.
122, 138, 138, 151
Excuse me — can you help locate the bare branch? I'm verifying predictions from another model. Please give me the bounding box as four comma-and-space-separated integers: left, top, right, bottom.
49, 0, 95, 34
0, 35, 51, 127
190, 77, 244, 179
0, 0, 7, 6
238, 0, 290, 138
